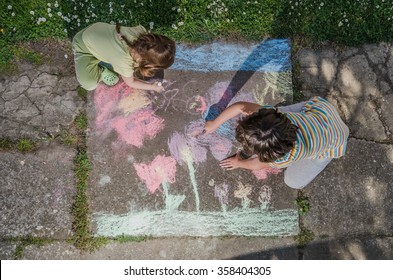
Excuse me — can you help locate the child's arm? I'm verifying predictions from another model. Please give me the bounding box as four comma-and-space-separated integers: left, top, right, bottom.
220, 153, 271, 170
204, 102, 261, 134
122, 75, 164, 92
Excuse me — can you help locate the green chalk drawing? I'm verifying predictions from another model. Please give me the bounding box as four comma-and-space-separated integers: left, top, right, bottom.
181, 147, 200, 212
162, 180, 186, 211
94, 208, 299, 237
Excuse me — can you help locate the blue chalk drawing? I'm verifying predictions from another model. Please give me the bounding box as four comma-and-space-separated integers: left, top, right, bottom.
172, 39, 291, 72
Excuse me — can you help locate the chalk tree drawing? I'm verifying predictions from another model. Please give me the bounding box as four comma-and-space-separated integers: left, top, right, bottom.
92, 39, 298, 237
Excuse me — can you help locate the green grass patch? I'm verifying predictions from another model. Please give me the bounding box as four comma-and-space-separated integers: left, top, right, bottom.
114, 235, 150, 243
294, 226, 315, 248
77, 86, 88, 102
12, 236, 53, 260
0, 138, 14, 151
17, 138, 36, 153
75, 113, 88, 131
295, 191, 311, 216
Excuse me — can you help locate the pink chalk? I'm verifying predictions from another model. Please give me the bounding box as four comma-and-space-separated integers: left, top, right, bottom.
252, 168, 281, 180
134, 155, 177, 194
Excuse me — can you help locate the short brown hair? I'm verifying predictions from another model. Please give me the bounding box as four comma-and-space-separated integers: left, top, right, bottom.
116, 23, 176, 77
236, 108, 298, 162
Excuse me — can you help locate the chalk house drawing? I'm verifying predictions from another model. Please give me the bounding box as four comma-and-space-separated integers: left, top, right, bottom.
93, 39, 299, 237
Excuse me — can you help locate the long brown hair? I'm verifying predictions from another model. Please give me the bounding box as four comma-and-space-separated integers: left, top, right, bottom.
116, 23, 176, 77
236, 108, 298, 162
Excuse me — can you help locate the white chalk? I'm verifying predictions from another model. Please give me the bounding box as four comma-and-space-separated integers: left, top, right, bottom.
157, 82, 162, 87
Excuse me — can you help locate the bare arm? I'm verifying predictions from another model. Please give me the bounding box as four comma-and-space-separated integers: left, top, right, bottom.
220, 153, 271, 170
121, 75, 164, 92
204, 102, 261, 134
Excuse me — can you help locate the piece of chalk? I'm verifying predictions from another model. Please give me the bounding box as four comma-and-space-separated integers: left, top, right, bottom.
157, 82, 162, 87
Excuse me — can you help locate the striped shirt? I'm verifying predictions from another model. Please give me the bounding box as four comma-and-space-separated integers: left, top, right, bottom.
269, 97, 349, 169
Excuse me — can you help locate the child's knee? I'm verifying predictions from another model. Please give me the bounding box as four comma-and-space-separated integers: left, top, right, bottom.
284, 175, 307, 189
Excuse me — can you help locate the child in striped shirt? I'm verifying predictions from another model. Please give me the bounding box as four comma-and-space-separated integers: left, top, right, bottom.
203, 97, 349, 189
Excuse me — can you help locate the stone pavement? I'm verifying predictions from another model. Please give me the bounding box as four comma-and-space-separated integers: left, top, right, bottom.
0, 40, 392, 260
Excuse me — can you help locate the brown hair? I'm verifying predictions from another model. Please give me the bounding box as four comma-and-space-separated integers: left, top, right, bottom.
236, 108, 298, 162
116, 23, 176, 77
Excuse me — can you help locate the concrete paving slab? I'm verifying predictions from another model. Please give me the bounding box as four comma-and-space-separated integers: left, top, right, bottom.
86, 40, 299, 238
0, 241, 18, 260
23, 241, 81, 260
304, 237, 393, 260
82, 237, 298, 260
302, 138, 393, 237
0, 143, 76, 239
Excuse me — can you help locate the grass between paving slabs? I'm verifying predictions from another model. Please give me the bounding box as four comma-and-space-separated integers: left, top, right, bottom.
294, 191, 314, 250
70, 112, 108, 251
1, 1, 392, 71
11, 236, 53, 260
0, 138, 37, 153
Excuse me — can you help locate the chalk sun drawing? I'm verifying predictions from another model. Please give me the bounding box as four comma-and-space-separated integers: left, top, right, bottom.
133, 155, 185, 211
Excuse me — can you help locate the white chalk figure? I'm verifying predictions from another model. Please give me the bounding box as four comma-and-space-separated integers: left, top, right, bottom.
214, 183, 230, 214
258, 185, 273, 210
234, 182, 253, 209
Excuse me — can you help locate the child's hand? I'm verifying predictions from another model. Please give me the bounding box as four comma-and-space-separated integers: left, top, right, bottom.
219, 153, 241, 170
203, 120, 217, 135
152, 81, 165, 92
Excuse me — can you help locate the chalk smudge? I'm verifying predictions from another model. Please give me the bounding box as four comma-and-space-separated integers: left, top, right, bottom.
99, 175, 111, 186
168, 133, 201, 212
252, 168, 281, 180
214, 183, 230, 213
234, 182, 252, 209
259, 185, 272, 210
112, 109, 164, 148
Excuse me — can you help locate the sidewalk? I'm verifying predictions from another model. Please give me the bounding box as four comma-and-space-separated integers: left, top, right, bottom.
0, 40, 392, 260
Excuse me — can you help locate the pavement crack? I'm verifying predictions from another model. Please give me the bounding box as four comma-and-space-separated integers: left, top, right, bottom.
349, 136, 393, 145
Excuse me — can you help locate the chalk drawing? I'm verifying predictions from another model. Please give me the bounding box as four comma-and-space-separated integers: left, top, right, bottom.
99, 175, 111, 186
112, 109, 164, 148
234, 182, 252, 209
168, 133, 202, 212
185, 120, 233, 161
92, 39, 298, 237
172, 39, 291, 72
133, 155, 185, 211
94, 83, 165, 149
252, 168, 282, 180
117, 89, 150, 115
214, 183, 230, 213
95, 208, 298, 237
259, 185, 273, 210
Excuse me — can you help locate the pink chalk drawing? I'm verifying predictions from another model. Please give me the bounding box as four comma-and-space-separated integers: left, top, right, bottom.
112, 109, 164, 148
94, 82, 165, 149
133, 155, 177, 194
186, 95, 208, 115
134, 155, 185, 210
252, 168, 281, 180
